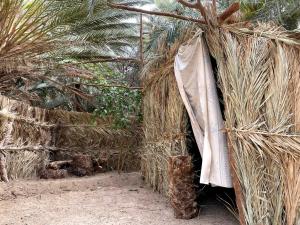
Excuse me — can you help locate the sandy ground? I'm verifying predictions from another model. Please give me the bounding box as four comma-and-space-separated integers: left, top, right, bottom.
0, 172, 238, 225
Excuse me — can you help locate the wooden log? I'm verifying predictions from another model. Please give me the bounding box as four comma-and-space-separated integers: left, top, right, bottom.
71, 154, 93, 177
46, 160, 72, 170
0, 153, 8, 182
40, 168, 68, 179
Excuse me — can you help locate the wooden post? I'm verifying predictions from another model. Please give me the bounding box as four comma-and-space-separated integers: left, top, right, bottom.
0, 152, 8, 182
139, 13, 144, 68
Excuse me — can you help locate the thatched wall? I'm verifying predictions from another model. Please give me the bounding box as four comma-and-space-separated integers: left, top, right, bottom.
205, 22, 300, 225
141, 33, 193, 194
0, 95, 140, 180
0, 96, 51, 179
47, 110, 141, 172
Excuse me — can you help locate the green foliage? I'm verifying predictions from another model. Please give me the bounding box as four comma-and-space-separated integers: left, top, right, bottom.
81, 62, 142, 128
154, 0, 175, 8
94, 87, 142, 128
238, 0, 300, 30
144, 0, 195, 58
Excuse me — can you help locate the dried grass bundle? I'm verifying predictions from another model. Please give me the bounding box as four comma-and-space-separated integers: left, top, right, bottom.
0, 96, 51, 179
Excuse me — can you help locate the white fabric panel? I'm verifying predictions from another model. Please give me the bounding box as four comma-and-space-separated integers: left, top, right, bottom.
174, 34, 232, 188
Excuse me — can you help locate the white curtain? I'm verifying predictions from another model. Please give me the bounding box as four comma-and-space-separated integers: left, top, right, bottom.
174, 33, 232, 188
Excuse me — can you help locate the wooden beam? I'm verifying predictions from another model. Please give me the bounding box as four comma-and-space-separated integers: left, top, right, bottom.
47, 160, 73, 170
108, 2, 206, 24
139, 13, 144, 68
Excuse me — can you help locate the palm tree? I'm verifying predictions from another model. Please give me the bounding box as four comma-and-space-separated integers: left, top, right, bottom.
143, 0, 195, 60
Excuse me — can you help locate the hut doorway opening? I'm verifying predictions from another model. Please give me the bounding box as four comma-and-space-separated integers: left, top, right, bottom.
186, 103, 236, 215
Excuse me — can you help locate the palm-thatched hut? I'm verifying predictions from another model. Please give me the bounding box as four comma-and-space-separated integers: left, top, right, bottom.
139, 2, 300, 225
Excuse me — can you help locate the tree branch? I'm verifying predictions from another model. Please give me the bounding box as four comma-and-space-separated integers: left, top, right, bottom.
212, 0, 217, 13
71, 57, 140, 65
218, 2, 240, 24
177, 0, 207, 18
108, 1, 240, 27
69, 83, 143, 90
177, 0, 199, 9
108, 1, 206, 24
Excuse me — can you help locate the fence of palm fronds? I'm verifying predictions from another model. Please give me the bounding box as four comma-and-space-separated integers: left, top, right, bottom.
0, 95, 141, 180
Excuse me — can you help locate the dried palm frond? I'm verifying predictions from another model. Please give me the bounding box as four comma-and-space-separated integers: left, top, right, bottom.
205, 19, 300, 225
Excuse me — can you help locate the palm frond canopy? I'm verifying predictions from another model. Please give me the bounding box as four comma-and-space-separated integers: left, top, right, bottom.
0, 0, 52, 64
48, 0, 150, 60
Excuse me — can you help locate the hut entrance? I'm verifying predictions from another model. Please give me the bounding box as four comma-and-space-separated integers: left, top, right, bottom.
168, 42, 237, 219
183, 52, 236, 213
186, 115, 236, 214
